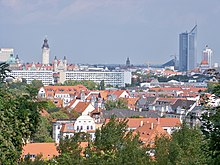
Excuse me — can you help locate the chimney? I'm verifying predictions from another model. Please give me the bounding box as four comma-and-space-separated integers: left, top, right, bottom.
140, 120, 143, 127
151, 123, 154, 129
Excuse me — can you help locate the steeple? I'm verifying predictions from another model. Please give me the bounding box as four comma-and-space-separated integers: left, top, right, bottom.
41, 37, 50, 65
42, 38, 49, 49
126, 57, 131, 67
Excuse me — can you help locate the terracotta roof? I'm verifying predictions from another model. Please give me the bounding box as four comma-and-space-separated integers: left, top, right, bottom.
105, 118, 181, 128
125, 98, 139, 105
74, 102, 91, 113
22, 143, 59, 160
134, 122, 169, 147
67, 99, 78, 108
60, 123, 75, 133
44, 85, 88, 98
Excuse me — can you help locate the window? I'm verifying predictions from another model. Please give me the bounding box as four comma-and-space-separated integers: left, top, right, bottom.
87, 126, 89, 130
91, 126, 93, 130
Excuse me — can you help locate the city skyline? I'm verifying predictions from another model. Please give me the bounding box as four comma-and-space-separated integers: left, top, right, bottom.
0, 0, 220, 65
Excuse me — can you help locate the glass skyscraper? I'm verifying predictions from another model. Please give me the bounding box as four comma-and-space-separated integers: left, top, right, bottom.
179, 25, 197, 71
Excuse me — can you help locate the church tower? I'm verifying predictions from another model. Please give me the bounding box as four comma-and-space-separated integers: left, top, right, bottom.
42, 38, 50, 65
126, 57, 131, 67
63, 56, 67, 71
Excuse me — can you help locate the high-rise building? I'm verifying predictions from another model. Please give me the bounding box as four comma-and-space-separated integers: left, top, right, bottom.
179, 25, 197, 71
42, 38, 50, 65
202, 45, 213, 68
0, 48, 14, 62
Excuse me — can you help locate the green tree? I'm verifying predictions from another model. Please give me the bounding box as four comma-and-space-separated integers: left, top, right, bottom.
201, 83, 220, 164
105, 98, 128, 110
50, 110, 69, 120
63, 80, 98, 90
0, 89, 46, 164
85, 117, 151, 164
154, 135, 171, 165
99, 80, 105, 90
31, 116, 53, 143
154, 123, 206, 165
31, 79, 44, 89
56, 133, 86, 164
170, 124, 206, 164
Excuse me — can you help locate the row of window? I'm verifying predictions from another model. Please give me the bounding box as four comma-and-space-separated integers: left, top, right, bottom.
76, 125, 94, 130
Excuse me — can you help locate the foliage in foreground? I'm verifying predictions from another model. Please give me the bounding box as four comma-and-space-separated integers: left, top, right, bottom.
0, 88, 46, 164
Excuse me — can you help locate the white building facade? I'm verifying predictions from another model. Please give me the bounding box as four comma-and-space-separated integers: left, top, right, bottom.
59, 71, 131, 87
9, 70, 54, 85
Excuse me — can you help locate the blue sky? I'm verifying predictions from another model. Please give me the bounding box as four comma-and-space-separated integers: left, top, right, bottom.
0, 0, 220, 65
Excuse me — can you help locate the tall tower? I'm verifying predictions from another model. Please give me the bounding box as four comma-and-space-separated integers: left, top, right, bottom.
42, 38, 50, 65
202, 45, 213, 68
179, 25, 197, 71
126, 57, 131, 67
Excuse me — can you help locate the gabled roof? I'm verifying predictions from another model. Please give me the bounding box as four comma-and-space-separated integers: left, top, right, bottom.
134, 122, 169, 147
125, 98, 139, 105
137, 97, 157, 106
67, 99, 79, 108
74, 102, 91, 113
22, 143, 59, 160
171, 99, 195, 110
43, 85, 88, 96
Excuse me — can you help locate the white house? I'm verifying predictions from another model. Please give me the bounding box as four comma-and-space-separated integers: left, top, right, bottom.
53, 115, 96, 143
74, 115, 96, 140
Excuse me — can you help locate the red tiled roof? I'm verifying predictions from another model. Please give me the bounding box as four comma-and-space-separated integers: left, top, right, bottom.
74, 102, 90, 113
60, 123, 75, 133
105, 118, 181, 128
22, 143, 59, 160
134, 122, 169, 147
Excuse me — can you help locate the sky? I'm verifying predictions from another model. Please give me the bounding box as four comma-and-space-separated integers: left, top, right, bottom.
0, 0, 220, 65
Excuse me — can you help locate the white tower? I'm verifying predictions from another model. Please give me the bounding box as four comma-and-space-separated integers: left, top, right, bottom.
202, 45, 213, 68
42, 38, 50, 65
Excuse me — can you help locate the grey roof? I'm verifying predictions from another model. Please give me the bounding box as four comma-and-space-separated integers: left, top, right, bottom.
171, 99, 195, 111
137, 97, 157, 106
102, 109, 159, 119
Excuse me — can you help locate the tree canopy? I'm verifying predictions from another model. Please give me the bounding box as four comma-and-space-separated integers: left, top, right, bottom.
63, 80, 98, 90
